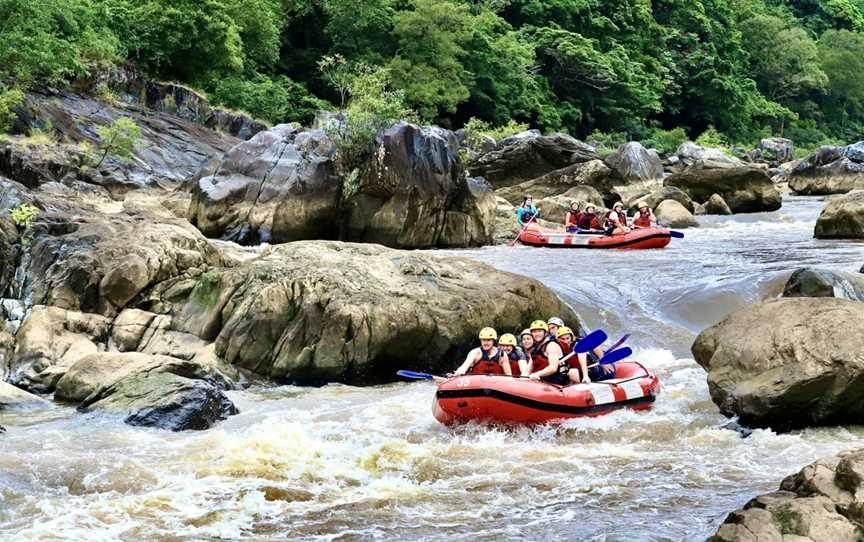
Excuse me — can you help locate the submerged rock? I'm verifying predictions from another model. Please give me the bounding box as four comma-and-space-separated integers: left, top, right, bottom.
468, 131, 599, 188
814, 190, 864, 239
782, 268, 864, 302
790, 143, 864, 195
709, 448, 864, 541
664, 165, 781, 213
693, 298, 864, 430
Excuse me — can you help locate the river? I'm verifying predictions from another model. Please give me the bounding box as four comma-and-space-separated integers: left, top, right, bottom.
2, 195, 863, 541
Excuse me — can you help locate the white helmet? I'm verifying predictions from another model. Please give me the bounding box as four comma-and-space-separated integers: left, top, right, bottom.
547, 317, 565, 327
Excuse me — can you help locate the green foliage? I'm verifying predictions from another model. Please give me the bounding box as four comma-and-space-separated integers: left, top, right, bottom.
463, 117, 529, 144
586, 130, 628, 154
323, 64, 415, 169
642, 127, 688, 154
695, 126, 729, 149
211, 74, 327, 125
95, 117, 141, 168
10, 202, 38, 246
0, 86, 24, 133
820, 29, 864, 130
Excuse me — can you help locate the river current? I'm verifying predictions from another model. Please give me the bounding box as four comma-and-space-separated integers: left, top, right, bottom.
2, 195, 863, 541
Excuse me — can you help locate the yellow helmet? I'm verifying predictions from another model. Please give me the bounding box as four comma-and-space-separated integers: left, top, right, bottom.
529, 320, 549, 332
556, 326, 574, 339
499, 333, 518, 347
478, 327, 498, 340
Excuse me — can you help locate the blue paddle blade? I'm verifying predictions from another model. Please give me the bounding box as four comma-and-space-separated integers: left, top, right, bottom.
396, 370, 435, 380
574, 329, 608, 353
606, 333, 630, 353
669, 230, 685, 239
599, 346, 632, 364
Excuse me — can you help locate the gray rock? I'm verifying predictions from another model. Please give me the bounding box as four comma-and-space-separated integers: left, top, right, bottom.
758, 137, 795, 163
626, 186, 694, 214
675, 142, 741, 169
815, 190, 864, 239
665, 165, 781, 213
782, 268, 864, 302
494, 160, 612, 205
655, 199, 698, 228
603, 142, 663, 182
790, 144, 864, 195
703, 193, 732, 215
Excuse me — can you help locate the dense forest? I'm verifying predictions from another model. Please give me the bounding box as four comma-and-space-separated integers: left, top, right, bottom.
2, 0, 864, 151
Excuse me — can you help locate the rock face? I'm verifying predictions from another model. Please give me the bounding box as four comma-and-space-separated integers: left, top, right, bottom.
790, 143, 864, 195
814, 190, 864, 239
783, 268, 864, 302
655, 199, 698, 228
703, 193, 732, 215
603, 142, 663, 182
55, 352, 236, 431
494, 160, 612, 205
150, 241, 579, 384
535, 187, 606, 224
189, 122, 495, 248
709, 448, 864, 542
693, 298, 864, 430
757, 137, 795, 164
468, 131, 599, 188
625, 186, 694, 214
665, 165, 782, 213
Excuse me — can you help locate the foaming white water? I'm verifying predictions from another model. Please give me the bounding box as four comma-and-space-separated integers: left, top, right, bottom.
2, 196, 864, 541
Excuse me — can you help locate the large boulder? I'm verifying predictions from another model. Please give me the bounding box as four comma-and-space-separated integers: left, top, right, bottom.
55, 352, 237, 431
814, 190, 864, 239
702, 193, 732, 215
494, 160, 612, 205
0, 381, 49, 409
189, 122, 495, 248
655, 199, 698, 228
147, 241, 579, 384
790, 143, 864, 195
693, 298, 864, 430
709, 449, 864, 542
625, 186, 694, 214
468, 131, 599, 188
535, 186, 606, 224
664, 165, 782, 213
675, 142, 741, 169
757, 137, 795, 164
782, 268, 864, 302
603, 142, 663, 182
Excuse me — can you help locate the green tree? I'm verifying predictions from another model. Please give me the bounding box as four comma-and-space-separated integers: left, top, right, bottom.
95, 117, 141, 168
819, 29, 864, 131
388, 0, 473, 121
0, 86, 24, 133
211, 73, 327, 124
323, 0, 394, 62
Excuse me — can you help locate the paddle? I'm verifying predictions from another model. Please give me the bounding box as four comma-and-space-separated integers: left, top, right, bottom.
669, 230, 685, 239
605, 333, 630, 354
586, 346, 632, 368
507, 211, 538, 247
396, 370, 445, 382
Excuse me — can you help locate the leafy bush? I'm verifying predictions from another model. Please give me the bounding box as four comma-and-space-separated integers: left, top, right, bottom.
462, 117, 528, 147
642, 127, 688, 154
586, 130, 627, 154
10, 202, 38, 245
0, 86, 23, 133
95, 117, 141, 168
695, 126, 729, 149
211, 74, 327, 125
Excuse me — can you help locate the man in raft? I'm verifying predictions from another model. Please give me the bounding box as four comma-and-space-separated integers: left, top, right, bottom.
525, 320, 572, 385
632, 201, 656, 228
499, 333, 529, 376
556, 326, 595, 384
453, 327, 505, 376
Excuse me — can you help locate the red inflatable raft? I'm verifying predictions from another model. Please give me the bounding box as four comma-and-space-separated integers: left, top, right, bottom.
433, 361, 660, 425
518, 223, 672, 249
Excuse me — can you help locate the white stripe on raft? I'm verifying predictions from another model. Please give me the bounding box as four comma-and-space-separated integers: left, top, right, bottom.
589, 386, 616, 405
620, 381, 645, 400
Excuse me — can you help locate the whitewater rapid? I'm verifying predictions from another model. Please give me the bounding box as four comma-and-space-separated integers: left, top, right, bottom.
2, 195, 863, 541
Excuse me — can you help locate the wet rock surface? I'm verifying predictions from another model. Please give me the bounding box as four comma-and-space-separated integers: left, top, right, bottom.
814, 190, 864, 239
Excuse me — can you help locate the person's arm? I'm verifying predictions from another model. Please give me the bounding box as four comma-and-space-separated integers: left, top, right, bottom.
531, 343, 563, 378
577, 352, 591, 383
501, 351, 513, 376
454, 349, 479, 376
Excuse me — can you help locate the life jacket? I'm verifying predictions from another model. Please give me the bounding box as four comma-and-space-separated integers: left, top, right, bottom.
633, 211, 651, 228
556, 339, 576, 371
468, 347, 504, 375
578, 212, 600, 230
565, 211, 580, 227
604, 210, 626, 228
506, 349, 526, 376
531, 339, 565, 373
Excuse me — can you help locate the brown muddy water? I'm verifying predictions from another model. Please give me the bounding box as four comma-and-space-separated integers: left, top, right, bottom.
2, 195, 864, 541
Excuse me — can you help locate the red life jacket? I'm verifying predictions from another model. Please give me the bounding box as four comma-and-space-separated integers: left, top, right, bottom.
634, 212, 651, 228
468, 347, 504, 375
505, 350, 524, 376
578, 212, 600, 230
531, 339, 558, 372
565, 211, 580, 228
604, 210, 626, 227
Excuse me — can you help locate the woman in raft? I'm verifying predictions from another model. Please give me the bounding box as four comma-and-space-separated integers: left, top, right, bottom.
515, 194, 540, 227
632, 201, 656, 228
604, 202, 630, 235
453, 329, 528, 376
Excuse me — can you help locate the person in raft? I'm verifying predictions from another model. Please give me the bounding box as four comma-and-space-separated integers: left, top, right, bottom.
554, 326, 593, 384
577, 204, 602, 231
604, 202, 630, 235
498, 333, 529, 376
515, 195, 540, 227
546, 316, 565, 338
453, 327, 503, 376
632, 201, 656, 228
525, 320, 571, 385
564, 201, 581, 233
